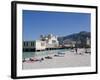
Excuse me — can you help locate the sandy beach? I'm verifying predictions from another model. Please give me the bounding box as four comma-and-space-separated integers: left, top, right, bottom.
22, 48, 91, 70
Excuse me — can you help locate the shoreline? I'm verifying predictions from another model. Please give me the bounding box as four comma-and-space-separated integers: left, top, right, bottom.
22, 48, 91, 70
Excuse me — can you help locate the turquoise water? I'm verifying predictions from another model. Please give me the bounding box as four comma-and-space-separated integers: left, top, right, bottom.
23, 49, 70, 59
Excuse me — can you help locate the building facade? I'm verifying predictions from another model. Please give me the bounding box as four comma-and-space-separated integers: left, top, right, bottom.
23, 34, 59, 51
63, 39, 76, 48
35, 40, 46, 50
86, 37, 91, 47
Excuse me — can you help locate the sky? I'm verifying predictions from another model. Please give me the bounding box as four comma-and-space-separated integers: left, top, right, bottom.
23, 10, 90, 41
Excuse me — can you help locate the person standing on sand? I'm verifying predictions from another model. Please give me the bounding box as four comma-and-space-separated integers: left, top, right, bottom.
75, 48, 78, 54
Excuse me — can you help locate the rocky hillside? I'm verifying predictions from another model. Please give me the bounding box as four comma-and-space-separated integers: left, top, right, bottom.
58, 31, 91, 45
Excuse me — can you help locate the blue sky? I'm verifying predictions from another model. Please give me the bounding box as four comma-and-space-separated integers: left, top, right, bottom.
23, 10, 90, 40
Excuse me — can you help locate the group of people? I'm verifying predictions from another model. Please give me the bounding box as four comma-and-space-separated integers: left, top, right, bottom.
23, 57, 44, 62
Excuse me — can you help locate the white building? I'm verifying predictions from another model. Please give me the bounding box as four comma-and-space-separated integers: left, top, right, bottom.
35, 40, 46, 50
45, 34, 59, 48
23, 34, 59, 51
86, 37, 91, 46
36, 34, 59, 50
63, 39, 76, 47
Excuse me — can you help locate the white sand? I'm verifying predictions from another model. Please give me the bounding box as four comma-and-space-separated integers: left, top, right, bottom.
22, 48, 91, 69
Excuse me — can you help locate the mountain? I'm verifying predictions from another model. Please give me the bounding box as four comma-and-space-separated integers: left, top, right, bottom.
58, 31, 91, 45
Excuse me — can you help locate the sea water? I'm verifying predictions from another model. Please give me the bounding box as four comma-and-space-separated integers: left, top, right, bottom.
23, 49, 70, 59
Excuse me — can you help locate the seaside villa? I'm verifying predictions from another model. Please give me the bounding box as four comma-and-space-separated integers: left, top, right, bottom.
23, 34, 59, 51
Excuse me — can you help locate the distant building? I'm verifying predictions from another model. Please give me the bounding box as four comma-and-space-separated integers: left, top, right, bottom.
23, 34, 59, 51
35, 40, 46, 50
23, 41, 35, 49
86, 37, 91, 46
63, 39, 76, 47
41, 34, 59, 48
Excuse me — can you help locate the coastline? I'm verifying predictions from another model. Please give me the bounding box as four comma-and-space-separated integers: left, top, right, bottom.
22, 48, 91, 70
